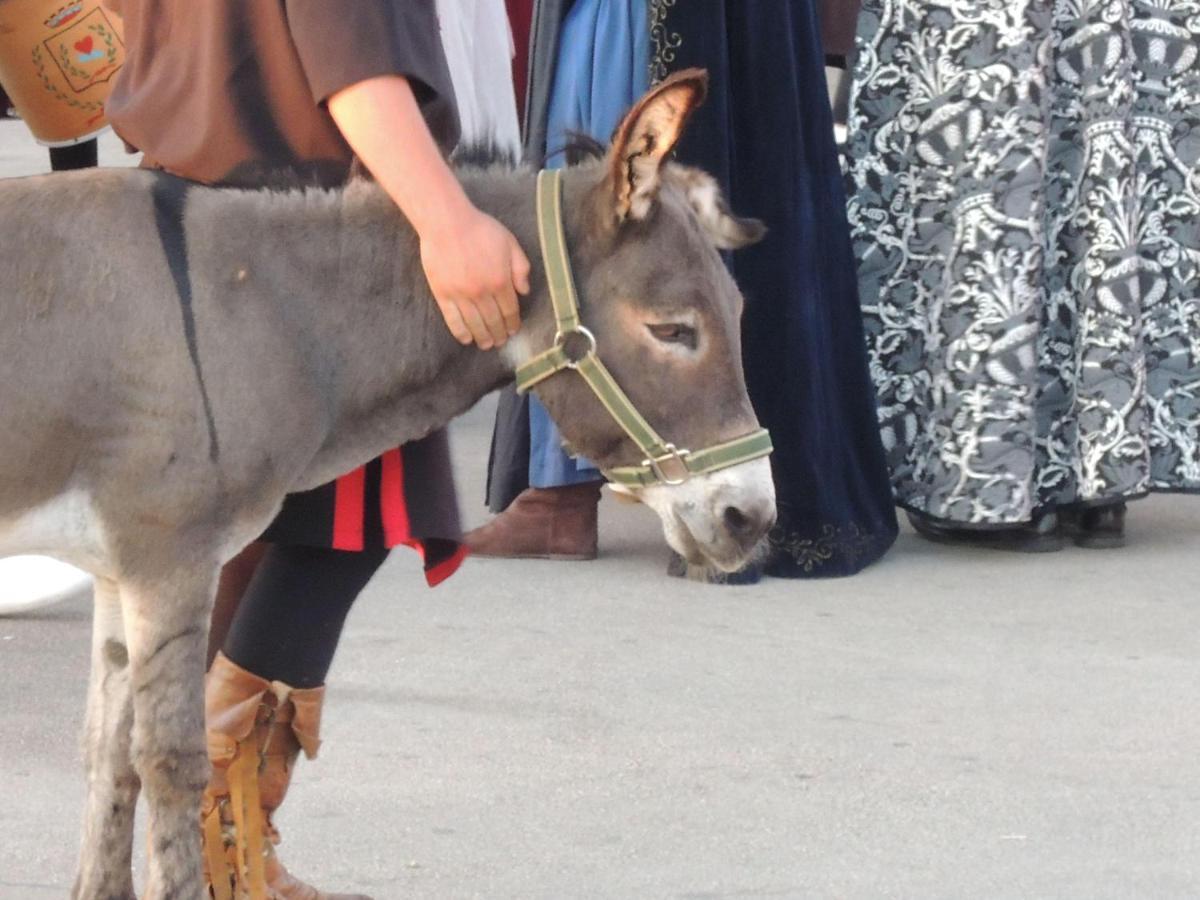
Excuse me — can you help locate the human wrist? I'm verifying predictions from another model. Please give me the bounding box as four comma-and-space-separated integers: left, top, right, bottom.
406, 168, 474, 240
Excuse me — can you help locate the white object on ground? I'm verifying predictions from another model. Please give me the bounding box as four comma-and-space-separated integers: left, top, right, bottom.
0, 555, 93, 615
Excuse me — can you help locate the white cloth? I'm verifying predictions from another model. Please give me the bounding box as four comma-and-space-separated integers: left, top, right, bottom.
436, 0, 521, 153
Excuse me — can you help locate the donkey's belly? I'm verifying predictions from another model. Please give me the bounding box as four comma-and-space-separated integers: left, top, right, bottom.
0, 489, 110, 575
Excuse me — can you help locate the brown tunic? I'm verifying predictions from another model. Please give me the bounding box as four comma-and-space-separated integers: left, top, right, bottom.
105, 0, 460, 186
103, 0, 467, 573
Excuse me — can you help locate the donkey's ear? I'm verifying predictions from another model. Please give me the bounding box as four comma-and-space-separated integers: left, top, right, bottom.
674, 167, 768, 250
606, 68, 708, 222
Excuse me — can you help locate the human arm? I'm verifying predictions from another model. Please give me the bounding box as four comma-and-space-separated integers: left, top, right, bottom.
328, 75, 531, 349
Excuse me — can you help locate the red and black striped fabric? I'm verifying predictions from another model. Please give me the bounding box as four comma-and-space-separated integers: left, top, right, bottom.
262, 430, 466, 587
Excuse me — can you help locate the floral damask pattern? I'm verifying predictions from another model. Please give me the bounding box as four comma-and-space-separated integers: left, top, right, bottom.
648, 0, 681, 84
846, 0, 1200, 523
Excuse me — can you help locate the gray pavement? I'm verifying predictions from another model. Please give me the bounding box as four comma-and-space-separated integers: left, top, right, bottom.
2, 121, 1199, 898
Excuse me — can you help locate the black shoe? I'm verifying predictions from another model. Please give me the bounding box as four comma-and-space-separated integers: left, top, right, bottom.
907, 510, 1063, 553
1062, 502, 1126, 549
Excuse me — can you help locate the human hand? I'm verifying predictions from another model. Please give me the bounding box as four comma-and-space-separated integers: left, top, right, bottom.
419, 201, 531, 349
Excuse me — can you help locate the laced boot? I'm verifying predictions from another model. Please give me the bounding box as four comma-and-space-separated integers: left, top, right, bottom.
464, 482, 602, 560
202, 652, 371, 900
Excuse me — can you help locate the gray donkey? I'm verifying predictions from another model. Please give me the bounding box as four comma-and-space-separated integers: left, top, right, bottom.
0, 71, 775, 898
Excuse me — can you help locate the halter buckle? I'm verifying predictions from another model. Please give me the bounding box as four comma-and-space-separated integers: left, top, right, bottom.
554, 327, 597, 369
645, 444, 691, 486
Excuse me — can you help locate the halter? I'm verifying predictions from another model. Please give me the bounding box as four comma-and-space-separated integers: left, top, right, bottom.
514, 169, 773, 489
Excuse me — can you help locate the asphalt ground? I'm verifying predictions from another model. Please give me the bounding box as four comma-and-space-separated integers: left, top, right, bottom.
1, 122, 1199, 899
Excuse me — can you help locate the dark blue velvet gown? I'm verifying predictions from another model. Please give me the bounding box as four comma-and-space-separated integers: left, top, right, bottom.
655, 0, 897, 576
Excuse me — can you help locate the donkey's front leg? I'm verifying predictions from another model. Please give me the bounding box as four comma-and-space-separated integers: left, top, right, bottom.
122, 569, 216, 900
72, 577, 139, 900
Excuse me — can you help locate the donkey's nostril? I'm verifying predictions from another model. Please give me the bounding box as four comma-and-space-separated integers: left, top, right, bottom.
721, 501, 775, 549
723, 504, 754, 538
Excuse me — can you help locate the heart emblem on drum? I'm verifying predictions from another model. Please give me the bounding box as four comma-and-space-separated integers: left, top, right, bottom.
38, 7, 124, 96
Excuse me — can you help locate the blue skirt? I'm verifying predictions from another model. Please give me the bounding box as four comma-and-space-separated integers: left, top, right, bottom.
528, 0, 649, 488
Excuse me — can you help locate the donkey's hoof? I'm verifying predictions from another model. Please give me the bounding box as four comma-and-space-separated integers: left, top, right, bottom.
143, 882, 205, 900
666, 551, 764, 585
70, 875, 136, 900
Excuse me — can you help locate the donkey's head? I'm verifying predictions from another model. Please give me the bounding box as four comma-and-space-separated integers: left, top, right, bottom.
522, 69, 775, 572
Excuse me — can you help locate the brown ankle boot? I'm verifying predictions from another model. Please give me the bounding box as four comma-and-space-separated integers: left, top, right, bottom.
202, 653, 371, 900
464, 482, 602, 560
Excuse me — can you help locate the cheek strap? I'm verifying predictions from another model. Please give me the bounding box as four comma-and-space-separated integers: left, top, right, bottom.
514, 169, 772, 488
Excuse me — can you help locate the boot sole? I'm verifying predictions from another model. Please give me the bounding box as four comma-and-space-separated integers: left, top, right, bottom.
1072, 533, 1126, 550
910, 522, 1063, 553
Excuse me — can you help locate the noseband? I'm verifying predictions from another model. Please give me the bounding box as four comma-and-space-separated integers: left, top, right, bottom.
514, 169, 773, 489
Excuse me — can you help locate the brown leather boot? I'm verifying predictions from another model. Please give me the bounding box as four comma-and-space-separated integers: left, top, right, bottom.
464, 482, 602, 560
202, 653, 371, 900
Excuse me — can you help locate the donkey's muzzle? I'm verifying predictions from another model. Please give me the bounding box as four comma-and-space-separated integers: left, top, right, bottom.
681, 458, 777, 570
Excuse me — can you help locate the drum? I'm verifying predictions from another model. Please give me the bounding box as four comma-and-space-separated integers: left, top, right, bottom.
0, 0, 124, 146
0, 555, 93, 615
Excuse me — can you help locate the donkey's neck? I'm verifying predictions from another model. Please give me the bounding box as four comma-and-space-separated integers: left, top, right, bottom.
225, 165, 554, 489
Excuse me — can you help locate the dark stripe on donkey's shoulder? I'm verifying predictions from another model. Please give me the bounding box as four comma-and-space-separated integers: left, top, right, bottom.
149, 171, 221, 462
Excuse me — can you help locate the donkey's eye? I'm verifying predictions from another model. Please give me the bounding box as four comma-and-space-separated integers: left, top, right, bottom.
647, 323, 698, 349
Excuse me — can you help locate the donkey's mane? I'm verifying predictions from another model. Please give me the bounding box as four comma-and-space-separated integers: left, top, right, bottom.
451, 136, 607, 170
450, 140, 522, 170
549, 133, 607, 166
190, 147, 536, 224
212, 137, 596, 209
218, 142, 529, 200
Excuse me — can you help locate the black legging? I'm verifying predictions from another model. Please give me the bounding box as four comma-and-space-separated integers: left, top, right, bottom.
223, 543, 389, 689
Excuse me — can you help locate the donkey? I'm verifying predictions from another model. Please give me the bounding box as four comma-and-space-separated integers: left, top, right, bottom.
0, 70, 774, 898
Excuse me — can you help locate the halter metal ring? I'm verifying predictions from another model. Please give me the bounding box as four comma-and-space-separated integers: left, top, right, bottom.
645, 444, 691, 486
554, 326, 597, 369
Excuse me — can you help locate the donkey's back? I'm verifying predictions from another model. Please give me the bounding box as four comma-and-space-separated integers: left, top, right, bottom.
0, 168, 332, 568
